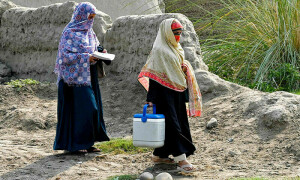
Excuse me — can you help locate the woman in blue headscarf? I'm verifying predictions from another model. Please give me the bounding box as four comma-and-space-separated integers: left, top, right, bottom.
53, 2, 109, 153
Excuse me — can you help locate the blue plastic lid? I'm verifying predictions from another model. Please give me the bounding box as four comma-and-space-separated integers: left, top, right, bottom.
133, 104, 165, 122
134, 113, 165, 119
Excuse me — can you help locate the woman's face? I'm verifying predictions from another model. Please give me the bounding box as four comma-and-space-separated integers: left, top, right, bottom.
173, 29, 182, 43
88, 13, 96, 20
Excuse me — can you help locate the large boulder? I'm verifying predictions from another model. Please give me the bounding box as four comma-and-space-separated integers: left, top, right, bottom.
195, 70, 244, 101
242, 91, 300, 129
103, 13, 208, 77
0, 1, 112, 81
9, 0, 163, 21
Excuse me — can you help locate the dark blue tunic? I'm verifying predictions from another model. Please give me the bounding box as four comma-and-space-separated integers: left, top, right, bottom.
53, 63, 109, 152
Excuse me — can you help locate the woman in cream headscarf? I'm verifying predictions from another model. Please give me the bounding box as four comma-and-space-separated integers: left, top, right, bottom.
138, 18, 202, 172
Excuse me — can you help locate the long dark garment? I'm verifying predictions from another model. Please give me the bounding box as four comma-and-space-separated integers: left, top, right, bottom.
53, 63, 109, 152
147, 79, 196, 158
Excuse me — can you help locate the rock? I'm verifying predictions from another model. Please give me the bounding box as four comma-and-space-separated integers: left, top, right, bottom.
259, 105, 288, 128
228, 138, 234, 143
206, 118, 218, 129
155, 172, 173, 180
240, 90, 300, 130
228, 151, 236, 157
195, 70, 244, 101
139, 172, 154, 180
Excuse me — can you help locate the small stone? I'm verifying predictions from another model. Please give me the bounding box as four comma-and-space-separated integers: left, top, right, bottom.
229, 151, 236, 157
139, 172, 154, 180
206, 118, 218, 129
155, 172, 173, 180
228, 138, 234, 142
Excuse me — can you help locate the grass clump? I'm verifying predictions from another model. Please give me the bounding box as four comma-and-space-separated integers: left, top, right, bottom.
230, 178, 268, 180
202, 0, 300, 92
95, 138, 151, 155
6, 79, 40, 90
107, 174, 138, 180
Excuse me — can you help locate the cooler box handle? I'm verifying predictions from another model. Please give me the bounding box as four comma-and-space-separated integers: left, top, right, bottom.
142, 104, 156, 122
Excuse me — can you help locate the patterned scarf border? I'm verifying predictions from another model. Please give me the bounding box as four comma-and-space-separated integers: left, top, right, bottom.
182, 61, 202, 117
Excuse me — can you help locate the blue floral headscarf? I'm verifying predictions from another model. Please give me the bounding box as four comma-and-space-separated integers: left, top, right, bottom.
54, 2, 99, 86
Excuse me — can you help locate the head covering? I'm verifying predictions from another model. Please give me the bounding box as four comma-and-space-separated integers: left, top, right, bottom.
54, 2, 99, 86
138, 18, 187, 92
171, 20, 183, 42
138, 18, 202, 117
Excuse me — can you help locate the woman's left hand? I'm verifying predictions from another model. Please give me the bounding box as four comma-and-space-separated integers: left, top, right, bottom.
103, 49, 107, 53
89, 54, 99, 63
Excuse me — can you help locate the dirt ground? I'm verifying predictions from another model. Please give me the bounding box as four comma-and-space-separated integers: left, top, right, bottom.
0, 75, 300, 180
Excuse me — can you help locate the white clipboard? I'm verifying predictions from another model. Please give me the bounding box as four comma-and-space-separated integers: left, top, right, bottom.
92, 51, 115, 61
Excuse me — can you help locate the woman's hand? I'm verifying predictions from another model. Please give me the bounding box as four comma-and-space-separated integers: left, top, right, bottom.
146, 102, 153, 107
89, 54, 99, 63
102, 49, 107, 53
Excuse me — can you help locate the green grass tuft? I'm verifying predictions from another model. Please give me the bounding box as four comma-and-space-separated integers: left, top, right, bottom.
107, 174, 138, 180
230, 178, 267, 180
95, 138, 152, 155
6, 79, 40, 91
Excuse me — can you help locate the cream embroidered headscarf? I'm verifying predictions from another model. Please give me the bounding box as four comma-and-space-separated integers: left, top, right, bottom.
138, 18, 202, 117
138, 18, 187, 91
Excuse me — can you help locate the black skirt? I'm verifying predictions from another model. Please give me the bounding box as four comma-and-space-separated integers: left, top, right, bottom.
147, 80, 196, 158
53, 64, 109, 152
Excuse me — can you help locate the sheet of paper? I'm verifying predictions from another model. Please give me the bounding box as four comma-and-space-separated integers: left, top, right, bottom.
92, 51, 115, 61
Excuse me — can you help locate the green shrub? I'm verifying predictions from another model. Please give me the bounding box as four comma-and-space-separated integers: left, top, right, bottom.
95, 138, 151, 155
202, 0, 300, 92
294, 91, 300, 95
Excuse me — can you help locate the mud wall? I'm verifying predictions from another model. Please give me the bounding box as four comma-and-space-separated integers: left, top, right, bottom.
9, 0, 164, 21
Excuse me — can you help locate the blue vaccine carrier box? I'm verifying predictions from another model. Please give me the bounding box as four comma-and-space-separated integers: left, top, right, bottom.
133, 104, 165, 148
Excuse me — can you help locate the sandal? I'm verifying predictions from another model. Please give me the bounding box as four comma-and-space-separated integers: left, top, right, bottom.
177, 163, 196, 173
87, 147, 101, 153
152, 156, 176, 164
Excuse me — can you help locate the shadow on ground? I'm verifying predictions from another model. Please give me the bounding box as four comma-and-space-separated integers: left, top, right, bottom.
0, 152, 98, 180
